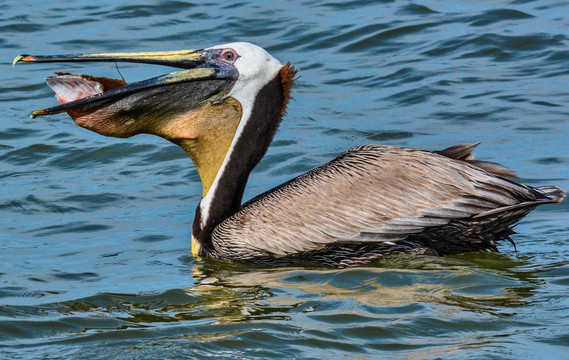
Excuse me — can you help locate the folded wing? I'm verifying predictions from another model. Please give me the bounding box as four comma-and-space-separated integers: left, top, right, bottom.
212, 144, 563, 260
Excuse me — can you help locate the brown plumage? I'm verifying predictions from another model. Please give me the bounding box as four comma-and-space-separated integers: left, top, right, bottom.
208, 144, 564, 267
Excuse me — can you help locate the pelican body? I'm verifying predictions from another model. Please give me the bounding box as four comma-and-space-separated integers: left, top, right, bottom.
15, 43, 564, 267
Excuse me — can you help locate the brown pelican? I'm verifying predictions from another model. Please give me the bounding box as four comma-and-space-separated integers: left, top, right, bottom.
14, 43, 565, 267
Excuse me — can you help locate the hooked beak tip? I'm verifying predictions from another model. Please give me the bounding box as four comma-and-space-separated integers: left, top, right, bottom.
30, 108, 56, 119
13, 54, 34, 68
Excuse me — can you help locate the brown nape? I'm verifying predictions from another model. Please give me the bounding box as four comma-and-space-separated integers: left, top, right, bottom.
192, 64, 298, 248
278, 62, 298, 118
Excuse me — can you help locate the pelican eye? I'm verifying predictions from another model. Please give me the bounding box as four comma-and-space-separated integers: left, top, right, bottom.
221, 49, 238, 62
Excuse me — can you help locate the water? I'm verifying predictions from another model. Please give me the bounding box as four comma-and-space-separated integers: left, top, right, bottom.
1, 0, 569, 358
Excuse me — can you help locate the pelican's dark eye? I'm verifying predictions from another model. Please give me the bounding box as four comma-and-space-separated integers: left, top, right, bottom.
222, 49, 237, 62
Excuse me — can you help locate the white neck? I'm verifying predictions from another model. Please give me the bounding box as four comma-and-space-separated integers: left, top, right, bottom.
198, 42, 283, 228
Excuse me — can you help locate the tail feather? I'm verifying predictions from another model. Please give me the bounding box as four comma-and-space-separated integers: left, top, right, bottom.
435, 143, 518, 178
504, 236, 517, 251
436, 143, 479, 161
535, 185, 565, 203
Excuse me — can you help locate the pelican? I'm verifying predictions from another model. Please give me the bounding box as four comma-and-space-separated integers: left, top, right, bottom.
14, 42, 565, 267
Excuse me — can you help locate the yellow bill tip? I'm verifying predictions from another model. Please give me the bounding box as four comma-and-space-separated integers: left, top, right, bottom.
30, 108, 59, 119
13, 54, 35, 67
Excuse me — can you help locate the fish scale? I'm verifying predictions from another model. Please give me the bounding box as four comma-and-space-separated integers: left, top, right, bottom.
46, 74, 104, 104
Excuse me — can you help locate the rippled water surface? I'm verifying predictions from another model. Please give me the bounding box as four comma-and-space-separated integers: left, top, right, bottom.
2, 1, 569, 359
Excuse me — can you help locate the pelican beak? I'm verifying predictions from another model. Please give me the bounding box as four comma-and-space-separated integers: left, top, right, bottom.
13, 48, 238, 137
13, 49, 208, 69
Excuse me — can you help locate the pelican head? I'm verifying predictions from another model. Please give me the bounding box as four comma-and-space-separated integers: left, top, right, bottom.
15, 43, 297, 256
14, 43, 296, 195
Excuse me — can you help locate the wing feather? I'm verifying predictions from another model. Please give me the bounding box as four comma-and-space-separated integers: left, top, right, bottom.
211, 144, 541, 259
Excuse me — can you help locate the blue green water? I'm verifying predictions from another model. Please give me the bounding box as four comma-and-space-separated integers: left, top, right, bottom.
1, 1, 569, 359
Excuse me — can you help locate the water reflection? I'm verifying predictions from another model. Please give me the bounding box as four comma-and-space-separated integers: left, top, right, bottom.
0, 252, 560, 360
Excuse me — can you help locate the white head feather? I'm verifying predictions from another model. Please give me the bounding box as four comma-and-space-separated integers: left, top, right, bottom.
199, 42, 283, 227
